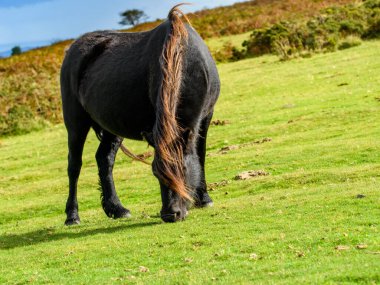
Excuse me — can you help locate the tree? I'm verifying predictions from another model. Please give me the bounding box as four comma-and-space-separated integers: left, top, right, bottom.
119, 9, 147, 26
11, 46, 22, 56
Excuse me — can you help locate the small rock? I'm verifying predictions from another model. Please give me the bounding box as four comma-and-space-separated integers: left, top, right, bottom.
335, 245, 350, 251
249, 253, 258, 260
139, 266, 149, 272
356, 244, 368, 250
296, 251, 305, 257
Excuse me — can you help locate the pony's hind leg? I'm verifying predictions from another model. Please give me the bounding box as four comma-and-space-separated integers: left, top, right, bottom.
64, 104, 91, 225
95, 131, 131, 219
194, 113, 214, 207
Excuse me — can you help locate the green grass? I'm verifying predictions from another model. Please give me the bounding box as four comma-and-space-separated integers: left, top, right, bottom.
0, 0, 362, 136
1, 41, 380, 284
206, 32, 251, 50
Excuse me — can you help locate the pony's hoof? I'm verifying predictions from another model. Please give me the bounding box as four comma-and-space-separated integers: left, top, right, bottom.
201, 201, 214, 208
114, 209, 132, 219
65, 218, 80, 226
102, 199, 131, 219
194, 193, 214, 208
106, 206, 131, 219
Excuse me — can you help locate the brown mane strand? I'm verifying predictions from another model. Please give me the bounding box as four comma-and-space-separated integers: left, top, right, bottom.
153, 3, 192, 201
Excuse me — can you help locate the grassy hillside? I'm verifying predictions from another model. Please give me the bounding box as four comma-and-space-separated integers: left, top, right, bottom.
0, 40, 70, 135
127, 0, 356, 38
1, 41, 379, 284
0, 0, 359, 136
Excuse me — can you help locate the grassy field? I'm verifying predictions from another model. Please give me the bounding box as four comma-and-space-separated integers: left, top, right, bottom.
0, 0, 364, 136
206, 32, 251, 49
1, 40, 380, 284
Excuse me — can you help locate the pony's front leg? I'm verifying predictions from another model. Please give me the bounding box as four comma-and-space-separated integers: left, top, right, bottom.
96, 131, 131, 219
65, 126, 90, 225
193, 113, 214, 207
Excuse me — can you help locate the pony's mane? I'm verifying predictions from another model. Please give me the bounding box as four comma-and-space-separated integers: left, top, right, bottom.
153, 3, 192, 201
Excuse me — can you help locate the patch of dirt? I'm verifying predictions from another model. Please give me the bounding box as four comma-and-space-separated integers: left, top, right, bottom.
234, 170, 269, 180
207, 138, 272, 157
139, 266, 149, 273
335, 245, 350, 251
356, 244, 368, 250
249, 253, 259, 260
366, 251, 380, 255
296, 251, 305, 258
219, 145, 239, 154
252, 137, 272, 144
211, 119, 230, 126
216, 137, 272, 154
282, 103, 296, 109
207, 180, 230, 191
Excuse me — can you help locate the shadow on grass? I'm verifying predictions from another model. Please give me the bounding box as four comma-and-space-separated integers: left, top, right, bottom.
0, 220, 160, 250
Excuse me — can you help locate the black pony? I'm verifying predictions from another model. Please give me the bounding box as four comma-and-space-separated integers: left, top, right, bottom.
60, 4, 220, 224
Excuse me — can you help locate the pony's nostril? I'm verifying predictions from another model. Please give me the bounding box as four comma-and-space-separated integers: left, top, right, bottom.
160, 207, 185, 222
174, 210, 182, 220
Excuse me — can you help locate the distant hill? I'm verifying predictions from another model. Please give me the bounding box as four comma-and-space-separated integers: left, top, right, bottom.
0, 47, 37, 58
0, 0, 358, 136
126, 0, 356, 38
0, 50, 11, 58
0, 40, 54, 59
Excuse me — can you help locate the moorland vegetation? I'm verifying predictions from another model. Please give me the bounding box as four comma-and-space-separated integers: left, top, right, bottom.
0, 0, 365, 136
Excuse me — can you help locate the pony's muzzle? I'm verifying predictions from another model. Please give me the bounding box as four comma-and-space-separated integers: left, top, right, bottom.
160, 205, 188, 223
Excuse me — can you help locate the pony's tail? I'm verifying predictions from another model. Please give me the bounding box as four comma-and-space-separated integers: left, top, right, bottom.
153, 4, 191, 201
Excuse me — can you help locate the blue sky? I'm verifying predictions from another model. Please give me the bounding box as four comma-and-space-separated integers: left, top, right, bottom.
0, 0, 245, 52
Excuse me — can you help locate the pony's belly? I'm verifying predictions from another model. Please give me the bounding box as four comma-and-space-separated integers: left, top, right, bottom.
79, 74, 155, 139
83, 95, 155, 140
